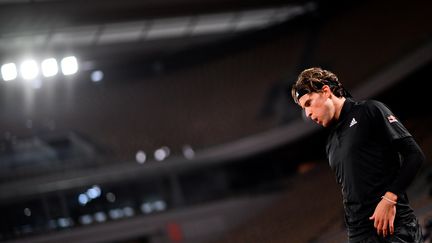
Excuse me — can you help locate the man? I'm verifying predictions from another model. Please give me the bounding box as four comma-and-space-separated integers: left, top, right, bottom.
291, 67, 425, 242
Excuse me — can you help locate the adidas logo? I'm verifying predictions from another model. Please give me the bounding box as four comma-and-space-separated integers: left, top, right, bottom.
349, 118, 357, 127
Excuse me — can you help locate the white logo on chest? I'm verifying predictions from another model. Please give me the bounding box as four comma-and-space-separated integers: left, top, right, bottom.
349, 118, 358, 127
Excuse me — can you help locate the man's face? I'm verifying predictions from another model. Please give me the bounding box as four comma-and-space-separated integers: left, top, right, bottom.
298, 91, 334, 127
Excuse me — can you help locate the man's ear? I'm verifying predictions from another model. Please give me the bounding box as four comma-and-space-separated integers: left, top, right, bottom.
322, 85, 332, 98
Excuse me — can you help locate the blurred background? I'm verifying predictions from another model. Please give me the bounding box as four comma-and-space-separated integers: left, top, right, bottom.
0, 0, 431, 242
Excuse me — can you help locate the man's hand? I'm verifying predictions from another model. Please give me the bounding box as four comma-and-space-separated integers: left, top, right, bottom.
369, 192, 397, 237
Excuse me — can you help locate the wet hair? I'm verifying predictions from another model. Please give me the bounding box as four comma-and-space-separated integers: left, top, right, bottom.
291, 67, 351, 104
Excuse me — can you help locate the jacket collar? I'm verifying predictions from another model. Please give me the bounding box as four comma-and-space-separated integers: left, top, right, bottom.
338, 98, 355, 122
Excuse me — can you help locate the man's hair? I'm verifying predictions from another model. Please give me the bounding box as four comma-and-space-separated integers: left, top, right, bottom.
291, 67, 348, 104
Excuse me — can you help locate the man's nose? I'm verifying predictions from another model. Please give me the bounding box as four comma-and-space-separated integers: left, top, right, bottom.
305, 109, 312, 119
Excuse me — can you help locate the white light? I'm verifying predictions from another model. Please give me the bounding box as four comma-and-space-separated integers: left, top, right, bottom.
123, 207, 135, 217
87, 188, 98, 199
136, 150, 146, 164
91, 70, 103, 82
41, 58, 58, 77
93, 185, 101, 196
1, 63, 17, 81
58, 218, 73, 228
20, 60, 39, 80
94, 212, 107, 222
109, 209, 124, 219
78, 193, 89, 205
61, 56, 78, 75
153, 200, 167, 211
182, 145, 195, 159
154, 146, 170, 161
79, 215, 93, 225
87, 185, 101, 199
141, 202, 153, 214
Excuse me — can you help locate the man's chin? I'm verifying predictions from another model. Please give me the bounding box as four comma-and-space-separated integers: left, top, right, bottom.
317, 120, 329, 127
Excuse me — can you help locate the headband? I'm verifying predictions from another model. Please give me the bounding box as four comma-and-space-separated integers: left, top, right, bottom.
294, 80, 352, 101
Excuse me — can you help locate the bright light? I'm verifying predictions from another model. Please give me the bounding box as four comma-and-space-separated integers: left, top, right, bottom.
41, 58, 58, 77
61, 56, 78, 75
140, 199, 166, 214
79, 215, 93, 225
91, 70, 103, 82
182, 144, 195, 159
78, 193, 89, 205
109, 209, 124, 219
141, 203, 153, 214
94, 212, 107, 222
1, 63, 17, 81
136, 150, 146, 164
58, 218, 73, 228
86, 185, 101, 199
123, 207, 135, 217
153, 200, 167, 211
20, 60, 39, 80
87, 188, 98, 199
154, 146, 170, 161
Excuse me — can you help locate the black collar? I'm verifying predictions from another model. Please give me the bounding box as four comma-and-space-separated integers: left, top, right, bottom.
331, 98, 355, 128
339, 98, 355, 121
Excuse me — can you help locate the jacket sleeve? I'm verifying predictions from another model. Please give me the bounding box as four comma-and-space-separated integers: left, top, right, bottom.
365, 100, 424, 195
388, 136, 425, 195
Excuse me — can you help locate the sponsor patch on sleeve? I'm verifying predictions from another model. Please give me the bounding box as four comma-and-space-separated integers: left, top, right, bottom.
387, 115, 398, 123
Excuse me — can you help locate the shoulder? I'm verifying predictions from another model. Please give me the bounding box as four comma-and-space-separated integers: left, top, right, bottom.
359, 99, 390, 112
353, 99, 392, 118
362, 99, 386, 108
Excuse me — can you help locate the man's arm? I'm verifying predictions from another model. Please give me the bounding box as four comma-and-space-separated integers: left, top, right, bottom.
388, 136, 425, 195
370, 136, 425, 237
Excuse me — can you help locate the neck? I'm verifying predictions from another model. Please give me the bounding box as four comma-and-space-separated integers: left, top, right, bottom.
334, 97, 346, 120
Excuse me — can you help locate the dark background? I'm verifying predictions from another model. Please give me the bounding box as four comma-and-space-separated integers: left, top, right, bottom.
0, 0, 431, 242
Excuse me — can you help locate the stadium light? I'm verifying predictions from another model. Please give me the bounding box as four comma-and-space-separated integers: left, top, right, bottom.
1, 63, 18, 81
61, 56, 78, 75
20, 60, 39, 80
41, 58, 59, 77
